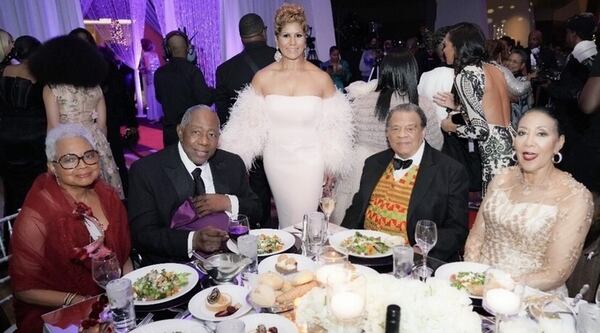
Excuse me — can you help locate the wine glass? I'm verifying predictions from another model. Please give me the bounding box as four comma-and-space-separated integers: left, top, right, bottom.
413, 219, 437, 279
92, 252, 122, 288
228, 214, 250, 242
482, 269, 523, 332
320, 196, 335, 224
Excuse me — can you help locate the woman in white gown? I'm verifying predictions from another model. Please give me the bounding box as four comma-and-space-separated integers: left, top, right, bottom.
220, 3, 354, 228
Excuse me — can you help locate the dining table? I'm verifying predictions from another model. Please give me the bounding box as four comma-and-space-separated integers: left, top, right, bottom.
41, 223, 466, 333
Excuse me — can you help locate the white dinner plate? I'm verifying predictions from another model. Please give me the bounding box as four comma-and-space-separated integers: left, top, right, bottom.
434, 261, 490, 299
188, 285, 252, 321
239, 313, 299, 333
227, 229, 295, 257
123, 263, 199, 306
129, 319, 208, 333
328, 229, 401, 258
258, 253, 317, 275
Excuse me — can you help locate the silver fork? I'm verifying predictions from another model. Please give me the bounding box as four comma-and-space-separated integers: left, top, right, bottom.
136, 313, 154, 327
174, 309, 191, 319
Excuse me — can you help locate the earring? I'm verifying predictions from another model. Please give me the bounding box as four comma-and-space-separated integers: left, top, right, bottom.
552, 152, 563, 164
511, 152, 517, 162
274, 48, 282, 62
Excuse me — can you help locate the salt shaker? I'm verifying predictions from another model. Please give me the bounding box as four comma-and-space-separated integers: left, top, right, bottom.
106, 278, 136, 332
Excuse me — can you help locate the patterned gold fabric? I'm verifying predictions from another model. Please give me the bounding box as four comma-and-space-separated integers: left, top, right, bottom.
364, 164, 419, 241
464, 166, 593, 294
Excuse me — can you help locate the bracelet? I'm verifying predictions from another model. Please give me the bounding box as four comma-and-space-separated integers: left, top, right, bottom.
62, 292, 78, 307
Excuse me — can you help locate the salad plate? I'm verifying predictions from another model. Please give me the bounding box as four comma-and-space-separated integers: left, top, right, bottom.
188, 285, 252, 321
434, 261, 490, 299
129, 319, 208, 333
328, 230, 403, 258
239, 313, 299, 333
123, 263, 199, 306
227, 229, 295, 257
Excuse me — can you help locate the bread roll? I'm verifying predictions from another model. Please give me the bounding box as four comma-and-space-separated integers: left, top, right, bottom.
258, 272, 284, 290
250, 284, 276, 308
291, 271, 315, 286
276, 280, 318, 304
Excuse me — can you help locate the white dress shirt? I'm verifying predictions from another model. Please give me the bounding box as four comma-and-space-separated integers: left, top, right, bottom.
178, 143, 239, 256
393, 141, 425, 181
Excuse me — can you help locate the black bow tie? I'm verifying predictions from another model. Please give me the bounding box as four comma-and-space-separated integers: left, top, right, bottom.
392, 158, 413, 170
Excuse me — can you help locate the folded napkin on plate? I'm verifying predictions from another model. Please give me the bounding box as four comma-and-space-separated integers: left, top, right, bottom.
170, 199, 229, 231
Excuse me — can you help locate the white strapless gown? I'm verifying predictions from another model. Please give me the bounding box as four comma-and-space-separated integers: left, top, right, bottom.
263, 95, 325, 228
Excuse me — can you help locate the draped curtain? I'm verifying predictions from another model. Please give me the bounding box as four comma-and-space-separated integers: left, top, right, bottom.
82, 0, 147, 113
0, 0, 83, 42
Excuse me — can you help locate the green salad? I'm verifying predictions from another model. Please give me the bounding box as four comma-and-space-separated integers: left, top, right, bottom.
132, 269, 190, 301
340, 232, 390, 256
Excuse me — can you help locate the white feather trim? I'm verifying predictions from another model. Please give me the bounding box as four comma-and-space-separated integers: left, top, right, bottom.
318, 91, 355, 177
345, 79, 378, 100
219, 85, 268, 170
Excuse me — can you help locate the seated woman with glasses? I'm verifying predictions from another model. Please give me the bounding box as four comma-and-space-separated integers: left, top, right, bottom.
9, 124, 132, 332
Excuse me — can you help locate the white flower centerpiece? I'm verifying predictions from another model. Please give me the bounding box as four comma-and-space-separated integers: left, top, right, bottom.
296, 274, 481, 333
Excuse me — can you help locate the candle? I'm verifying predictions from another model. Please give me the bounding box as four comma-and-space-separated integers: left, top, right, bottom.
484, 288, 521, 316
329, 291, 365, 320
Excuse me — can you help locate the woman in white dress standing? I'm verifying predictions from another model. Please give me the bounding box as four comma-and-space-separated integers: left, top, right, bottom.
140, 38, 162, 122
220, 3, 354, 228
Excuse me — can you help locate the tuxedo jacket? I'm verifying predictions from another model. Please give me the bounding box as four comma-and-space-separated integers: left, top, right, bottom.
214, 41, 275, 125
341, 144, 469, 261
128, 145, 261, 264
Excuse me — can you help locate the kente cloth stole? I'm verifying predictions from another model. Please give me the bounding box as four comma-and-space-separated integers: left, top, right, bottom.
364, 163, 419, 239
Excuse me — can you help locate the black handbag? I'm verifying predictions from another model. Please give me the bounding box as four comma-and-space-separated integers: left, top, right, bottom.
441, 132, 483, 192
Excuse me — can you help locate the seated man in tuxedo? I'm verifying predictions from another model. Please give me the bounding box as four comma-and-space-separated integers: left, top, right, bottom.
128, 105, 261, 264
342, 103, 469, 261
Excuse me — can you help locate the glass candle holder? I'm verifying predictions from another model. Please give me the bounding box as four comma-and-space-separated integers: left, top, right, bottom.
326, 269, 366, 333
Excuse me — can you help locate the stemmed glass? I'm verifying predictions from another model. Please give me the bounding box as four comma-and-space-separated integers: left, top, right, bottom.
482, 269, 523, 333
413, 219, 437, 279
228, 214, 250, 242
92, 252, 122, 288
320, 196, 335, 224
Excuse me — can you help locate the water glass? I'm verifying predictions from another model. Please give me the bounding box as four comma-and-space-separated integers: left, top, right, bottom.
106, 278, 136, 332
392, 245, 414, 279
577, 303, 600, 333
306, 212, 327, 257
92, 252, 122, 288
216, 319, 245, 333
237, 234, 258, 276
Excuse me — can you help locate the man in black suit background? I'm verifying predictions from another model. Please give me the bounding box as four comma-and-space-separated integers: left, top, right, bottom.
155, 31, 213, 147
215, 13, 276, 228
342, 104, 469, 262
128, 105, 261, 265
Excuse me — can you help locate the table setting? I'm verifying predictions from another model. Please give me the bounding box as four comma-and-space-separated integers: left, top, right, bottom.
42, 212, 600, 333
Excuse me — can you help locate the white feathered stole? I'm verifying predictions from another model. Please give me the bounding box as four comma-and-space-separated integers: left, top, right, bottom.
219, 85, 269, 169
219, 86, 355, 177
318, 90, 355, 177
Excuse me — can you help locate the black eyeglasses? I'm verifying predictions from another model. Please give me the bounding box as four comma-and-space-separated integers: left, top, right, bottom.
52, 150, 100, 170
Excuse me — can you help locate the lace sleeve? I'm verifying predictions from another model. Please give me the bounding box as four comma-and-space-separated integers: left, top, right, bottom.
219, 85, 268, 170
454, 67, 490, 141
517, 186, 594, 291
496, 63, 531, 98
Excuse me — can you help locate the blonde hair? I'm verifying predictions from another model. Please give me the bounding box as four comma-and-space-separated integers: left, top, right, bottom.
274, 3, 308, 36
0, 29, 14, 63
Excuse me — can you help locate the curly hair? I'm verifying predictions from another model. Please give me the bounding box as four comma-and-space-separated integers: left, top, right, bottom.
274, 3, 307, 36
28, 35, 107, 88
447, 22, 487, 74
9, 35, 41, 62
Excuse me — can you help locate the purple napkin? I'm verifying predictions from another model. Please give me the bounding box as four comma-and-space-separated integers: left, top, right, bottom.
170, 199, 229, 231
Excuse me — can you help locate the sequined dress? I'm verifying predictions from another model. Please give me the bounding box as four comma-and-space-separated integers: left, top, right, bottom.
49, 84, 124, 198
464, 167, 593, 295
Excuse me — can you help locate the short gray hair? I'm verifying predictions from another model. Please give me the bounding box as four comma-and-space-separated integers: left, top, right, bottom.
385, 103, 427, 128
45, 124, 97, 161
180, 104, 216, 128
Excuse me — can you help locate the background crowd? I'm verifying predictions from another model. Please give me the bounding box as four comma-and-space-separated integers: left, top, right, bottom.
0, 3, 599, 332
